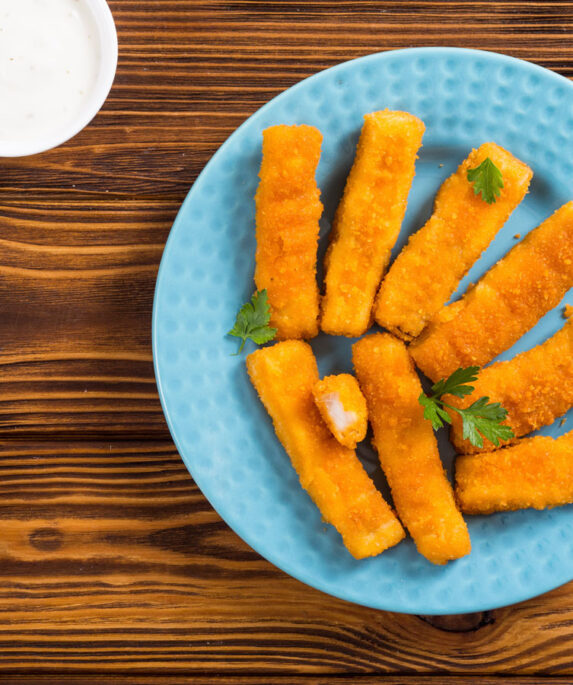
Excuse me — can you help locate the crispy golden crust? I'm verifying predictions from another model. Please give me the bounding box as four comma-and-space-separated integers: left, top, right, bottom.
246, 341, 405, 559
320, 110, 425, 338
312, 373, 368, 449
352, 333, 470, 565
455, 432, 573, 514
410, 202, 573, 382
374, 143, 532, 341
449, 318, 573, 454
254, 125, 323, 340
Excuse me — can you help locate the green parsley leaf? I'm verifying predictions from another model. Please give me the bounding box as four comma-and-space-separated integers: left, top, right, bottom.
459, 397, 515, 448
419, 393, 452, 430
418, 366, 515, 448
227, 289, 277, 354
467, 157, 504, 204
430, 365, 479, 399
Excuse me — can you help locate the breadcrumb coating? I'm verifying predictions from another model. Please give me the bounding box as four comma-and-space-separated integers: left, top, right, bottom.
312, 373, 368, 449
450, 317, 573, 454
353, 333, 470, 565
374, 143, 532, 341
456, 431, 573, 514
246, 341, 405, 559
254, 125, 323, 340
410, 202, 573, 381
321, 110, 425, 337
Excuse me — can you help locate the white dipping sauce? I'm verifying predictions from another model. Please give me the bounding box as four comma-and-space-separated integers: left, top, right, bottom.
0, 0, 100, 145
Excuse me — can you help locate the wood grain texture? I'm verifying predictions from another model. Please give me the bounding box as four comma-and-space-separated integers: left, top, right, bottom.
3, 672, 565, 685
2, 0, 573, 680
0, 441, 569, 676
0, 198, 173, 438
3, 671, 566, 685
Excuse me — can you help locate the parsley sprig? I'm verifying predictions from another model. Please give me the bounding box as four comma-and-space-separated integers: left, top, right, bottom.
418, 366, 515, 448
467, 157, 504, 204
228, 289, 277, 354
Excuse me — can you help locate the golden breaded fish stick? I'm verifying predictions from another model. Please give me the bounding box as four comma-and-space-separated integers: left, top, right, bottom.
450, 317, 573, 454
254, 125, 323, 340
247, 341, 405, 559
321, 110, 425, 337
353, 333, 470, 565
410, 202, 573, 381
312, 374, 368, 449
456, 431, 573, 514
374, 143, 532, 341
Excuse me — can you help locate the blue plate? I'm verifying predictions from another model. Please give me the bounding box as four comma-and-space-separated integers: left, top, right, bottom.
153, 48, 573, 615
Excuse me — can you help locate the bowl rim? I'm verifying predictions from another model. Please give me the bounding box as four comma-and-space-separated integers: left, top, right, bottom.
0, 0, 118, 158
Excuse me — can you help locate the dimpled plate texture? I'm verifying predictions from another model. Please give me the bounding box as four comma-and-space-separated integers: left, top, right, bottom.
153, 48, 573, 615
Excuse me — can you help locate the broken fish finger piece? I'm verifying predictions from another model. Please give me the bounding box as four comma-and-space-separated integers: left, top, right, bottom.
247, 340, 405, 559
353, 333, 471, 565
321, 110, 425, 337
450, 316, 573, 454
255, 125, 323, 340
456, 431, 573, 514
312, 373, 368, 449
410, 202, 573, 382
374, 143, 532, 341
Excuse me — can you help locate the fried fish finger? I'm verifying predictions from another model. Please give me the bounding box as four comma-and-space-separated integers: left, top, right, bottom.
410, 202, 573, 381
254, 125, 323, 340
321, 110, 425, 337
312, 373, 368, 449
353, 333, 470, 564
456, 431, 573, 514
247, 340, 405, 559
450, 316, 573, 454
374, 143, 532, 341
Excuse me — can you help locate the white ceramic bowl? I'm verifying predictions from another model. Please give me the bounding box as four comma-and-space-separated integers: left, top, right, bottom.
0, 0, 118, 157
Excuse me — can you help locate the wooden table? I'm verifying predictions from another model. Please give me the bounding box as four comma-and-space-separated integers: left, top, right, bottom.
1, 1, 572, 682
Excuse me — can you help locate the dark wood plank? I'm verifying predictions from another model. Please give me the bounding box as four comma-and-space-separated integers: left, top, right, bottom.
0, 198, 174, 439
1, 678, 571, 685
0, 440, 570, 675
1, 0, 572, 196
